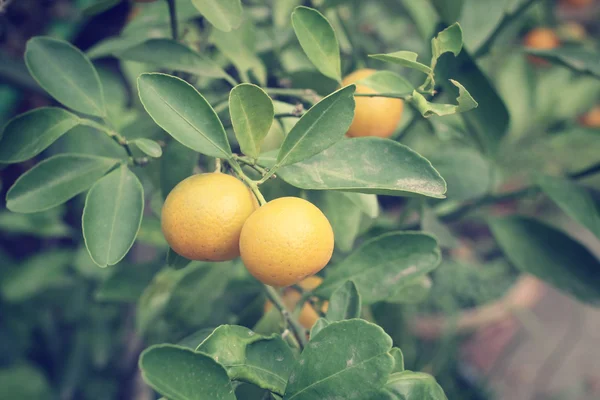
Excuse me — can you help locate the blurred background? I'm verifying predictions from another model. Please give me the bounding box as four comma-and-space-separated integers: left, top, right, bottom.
1, 0, 600, 399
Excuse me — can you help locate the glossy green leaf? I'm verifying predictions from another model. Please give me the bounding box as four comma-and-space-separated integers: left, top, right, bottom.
116, 39, 230, 80
489, 216, 600, 305
138, 73, 232, 158
261, 138, 447, 198
284, 319, 393, 400
291, 6, 341, 82
410, 80, 477, 117
385, 371, 447, 400
83, 166, 144, 267
309, 318, 330, 338
316, 232, 441, 304
326, 280, 361, 321
386, 276, 432, 304
6, 154, 119, 213
161, 140, 199, 198
369, 51, 432, 75
167, 247, 192, 269
524, 47, 600, 79
536, 175, 600, 239
229, 84, 274, 158
95, 261, 163, 302
133, 138, 162, 158
356, 71, 414, 95
431, 23, 463, 67
191, 0, 243, 32
0, 107, 80, 163
25, 37, 106, 116
421, 205, 458, 249
197, 325, 296, 396
390, 348, 404, 373
139, 344, 236, 400
275, 85, 355, 167
81, 0, 121, 16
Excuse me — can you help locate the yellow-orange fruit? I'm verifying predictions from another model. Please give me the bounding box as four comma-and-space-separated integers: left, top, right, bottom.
161, 173, 258, 261
342, 69, 404, 138
264, 276, 328, 329
240, 197, 334, 287
523, 28, 561, 65
579, 106, 600, 128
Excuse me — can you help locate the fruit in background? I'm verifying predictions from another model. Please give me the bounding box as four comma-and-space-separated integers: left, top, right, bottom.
579, 106, 600, 128
523, 28, 561, 65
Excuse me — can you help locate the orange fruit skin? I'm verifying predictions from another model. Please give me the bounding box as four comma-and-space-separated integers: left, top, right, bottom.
559, 0, 594, 8
264, 276, 328, 329
523, 28, 560, 66
161, 173, 258, 261
240, 197, 334, 287
579, 106, 600, 128
342, 69, 404, 138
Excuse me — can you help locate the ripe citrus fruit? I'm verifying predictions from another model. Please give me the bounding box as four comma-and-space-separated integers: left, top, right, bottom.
523, 28, 560, 65
240, 197, 334, 287
342, 68, 404, 138
264, 276, 328, 329
579, 106, 600, 128
161, 173, 257, 261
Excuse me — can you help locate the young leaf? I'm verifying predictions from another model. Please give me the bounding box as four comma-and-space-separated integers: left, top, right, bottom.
139, 344, 236, 400
167, 247, 192, 270
133, 138, 162, 158
356, 71, 414, 95
390, 348, 405, 373
0, 107, 80, 163
316, 232, 441, 304
25, 37, 106, 116
116, 39, 231, 81
138, 73, 232, 158
260, 137, 447, 198
284, 319, 394, 400
191, 0, 243, 32
536, 175, 600, 239
83, 166, 144, 267
275, 85, 355, 167
385, 371, 447, 400
291, 6, 341, 82
410, 80, 477, 117
369, 51, 432, 75
229, 84, 274, 159
430, 22, 463, 68
309, 318, 330, 338
524, 47, 600, 79
196, 325, 296, 396
325, 280, 361, 321
6, 154, 119, 213
489, 216, 600, 305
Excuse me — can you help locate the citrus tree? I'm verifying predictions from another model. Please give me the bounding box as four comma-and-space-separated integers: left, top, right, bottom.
0, 0, 599, 399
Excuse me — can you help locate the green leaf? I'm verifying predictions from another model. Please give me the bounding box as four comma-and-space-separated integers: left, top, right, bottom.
275, 85, 355, 167
524, 47, 600, 79
325, 280, 361, 321
458, 0, 509, 52
356, 71, 414, 95
316, 232, 441, 305
82, 166, 144, 267
6, 154, 119, 213
386, 276, 432, 304
161, 140, 199, 198
536, 175, 600, 239
133, 138, 162, 158
138, 73, 232, 158
385, 371, 447, 400
81, 0, 121, 16
25, 37, 106, 116
96, 261, 163, 302
167, 247, 192, 270
410, 80, 477, 117
0, 107, 80, 163
430, 23, 463, 68
489, 216, 600, 305
229, 84, 274, 159
137, 268, 184, 333
260, 138, 447, 198
421, 205, 458, 249
139, 344, 236, 400
283, 319, 393, 400
390, 348, 404, 373
197, 325, 296, 396
309, 318, 330, 338
116, 39, 230, 80
0, 364, 53, 400
291, 6, 341, 82
0, 210, 72, 238
369, 51, 432, 75
191, 0, 243, 32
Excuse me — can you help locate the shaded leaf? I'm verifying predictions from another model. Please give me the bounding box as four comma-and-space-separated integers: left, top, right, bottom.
81, 0, 121, 16
0, 107, 80, 163
96, 261, 163, 302
167, 247, 192, 270
431, 22, 463, 67
385, 371, 447, 400
83, 166, 144, 267
137, 268, 184, 333
161, 140, 199, 198
489, 216, 600, 305
310, 192, 365, 252
134, 138, 162, 158
326, 280, 361, 321
410, 80, 477, 117
525, 47, 600, 79
191, 0, 243, 32
6, 154, 119, 213
139, 344, 236, 400
0, 364, 53, 400
390, 348, 404, 373
316, 232, 441, 304
386, 276, 432, 304
369, 51, 432, 75
356, 71, 414, 95
138, 73, 232, 158
291, 6, 341, 82
309, 318, 330, 338
25, 37, 106, 116
421, 205, 458, 249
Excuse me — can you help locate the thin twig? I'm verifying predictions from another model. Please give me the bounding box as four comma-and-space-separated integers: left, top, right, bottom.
166, 0, 178, 41
79, 119, 146, 167
265, 88, 321, 104
264, 285, 307, 349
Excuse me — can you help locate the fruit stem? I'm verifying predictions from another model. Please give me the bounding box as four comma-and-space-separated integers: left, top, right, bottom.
228, 159, 267, 206
264, 285, 308, 349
